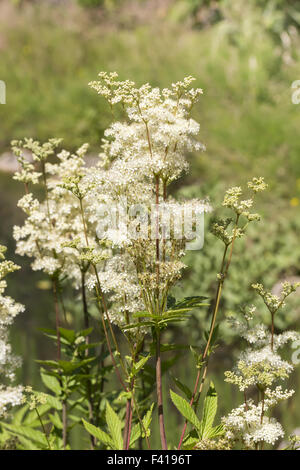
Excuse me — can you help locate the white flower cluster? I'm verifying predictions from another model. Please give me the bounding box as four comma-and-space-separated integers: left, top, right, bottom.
12, 73, 211, 332
12, 141, 105, 286
223, 286, 299, 449
223, 400, 285, 447
0, 246, 23, 417
89, 72, 205, 184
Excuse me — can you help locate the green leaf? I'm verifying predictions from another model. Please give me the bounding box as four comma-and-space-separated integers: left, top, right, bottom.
129, 423, 141, 446
23, 404, 51, 426
170, 390, 201, 429
204, 325, 219, 347
2, 423, 49, 449
77, 342, 100, 353
43, 393, 62, 410
182, 429, 199, 450
200, 382, 218, 438
173, 296, 208, 309
82, 419, 113, 448
142, 403, 154, 436
207, 424, 224, 439
106, 402, 123, 450
57, 358, 96, 375
171, 376, 193, 400
167, 295, 176, 309
49, 412, 63, 430
12, 404, 29, 425
17, 435, 41, 450
122, 321, 154, 330
41, 369, 61, 395
58, 328, 76, 344
150, 343, 189, 355
35, 359, 59, 368
131, 311, 152, 319
78, 327, 93, 337
131, 354, 150, 377
129, 403, 154, 447
38, 327, 57, 336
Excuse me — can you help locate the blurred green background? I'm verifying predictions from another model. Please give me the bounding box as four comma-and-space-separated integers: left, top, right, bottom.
0, 0, 300, 448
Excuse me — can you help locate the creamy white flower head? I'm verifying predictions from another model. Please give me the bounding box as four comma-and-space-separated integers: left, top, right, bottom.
0, 247, 23, 417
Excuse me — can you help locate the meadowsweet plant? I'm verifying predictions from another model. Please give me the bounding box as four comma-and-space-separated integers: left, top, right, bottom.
222, 286, 300, 450
1, 72, 298, 451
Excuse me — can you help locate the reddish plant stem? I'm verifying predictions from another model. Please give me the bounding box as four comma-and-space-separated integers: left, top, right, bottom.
123, 399, 132, 450
126, 400, 133, 450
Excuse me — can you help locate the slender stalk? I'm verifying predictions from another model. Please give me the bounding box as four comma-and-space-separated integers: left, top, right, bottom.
156, 329, 167, 450
77, 140, 151, 451
81, 270, 90, 346
81, 270, 96, 450
123, 399, 132, 450
52, 278, 68, 449
52, 278, 61, 361
131, 390, 151, 450
271, 313, 275, 352
178, 215, 240, 449
126, 399, 133, 450
35, 407, 52, 450
78, 196, 127, 390
62, 400, 67, 449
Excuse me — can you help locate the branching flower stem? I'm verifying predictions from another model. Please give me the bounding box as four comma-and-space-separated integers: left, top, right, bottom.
52, 277, 68, 450
35, 407, 52, 450
79, 196, 150, 449
177, 215, 240, 449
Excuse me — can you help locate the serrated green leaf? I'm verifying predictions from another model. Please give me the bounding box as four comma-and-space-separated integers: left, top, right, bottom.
174, 296, 208, 309
170, 390, 201, 429
2, 423, 48, 449
200, 382, 218, 438
207, 424, 224, 439
142, 403, 154, 435
82, 419, 113, 448
129, 423, 141, 447
106, 402, 123, 450
132, 354, 150, 377
129, 403, 154, 447
182, 429, 199, 450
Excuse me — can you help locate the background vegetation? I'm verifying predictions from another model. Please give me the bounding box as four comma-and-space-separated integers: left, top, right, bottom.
0, 0, 299, 448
